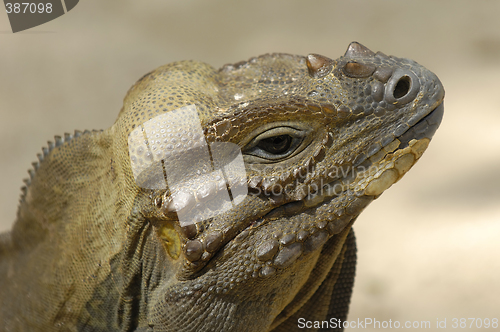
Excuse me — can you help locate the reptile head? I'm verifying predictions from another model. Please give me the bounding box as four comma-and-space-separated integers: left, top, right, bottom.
115, 42, 444, 331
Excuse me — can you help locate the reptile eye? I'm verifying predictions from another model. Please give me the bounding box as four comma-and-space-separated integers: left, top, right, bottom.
243, 126, 307, 161
257, 135, 292, 155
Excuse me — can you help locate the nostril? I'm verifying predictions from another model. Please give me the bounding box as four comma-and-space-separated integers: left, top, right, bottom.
384, 69, 419, 107
393, 76, 411, 99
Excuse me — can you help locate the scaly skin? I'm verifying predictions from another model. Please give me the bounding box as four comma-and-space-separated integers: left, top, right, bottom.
0, 42, 444, 331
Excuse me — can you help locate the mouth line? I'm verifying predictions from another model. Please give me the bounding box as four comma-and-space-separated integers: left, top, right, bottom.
396, 101, 444, 149
356, 100, 445, 166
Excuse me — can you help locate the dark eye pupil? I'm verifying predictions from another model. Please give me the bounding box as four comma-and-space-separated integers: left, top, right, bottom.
257, 135, 292, 155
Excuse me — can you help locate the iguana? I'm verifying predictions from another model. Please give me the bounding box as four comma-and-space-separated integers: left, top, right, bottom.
0, 42, 444, 332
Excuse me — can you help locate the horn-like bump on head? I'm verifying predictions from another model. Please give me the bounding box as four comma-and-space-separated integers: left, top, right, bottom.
344, 41, 375, 58
306, 54, 334, 78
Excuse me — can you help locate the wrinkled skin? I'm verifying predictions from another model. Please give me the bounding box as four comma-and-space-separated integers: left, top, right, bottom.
0, 42, 444, 332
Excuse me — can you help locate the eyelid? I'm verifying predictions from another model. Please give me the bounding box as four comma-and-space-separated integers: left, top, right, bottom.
245, 126, 306, 150
243, 127, 310, 161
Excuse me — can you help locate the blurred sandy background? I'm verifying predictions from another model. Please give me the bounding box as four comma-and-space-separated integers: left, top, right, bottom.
1, 1, 499, 330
